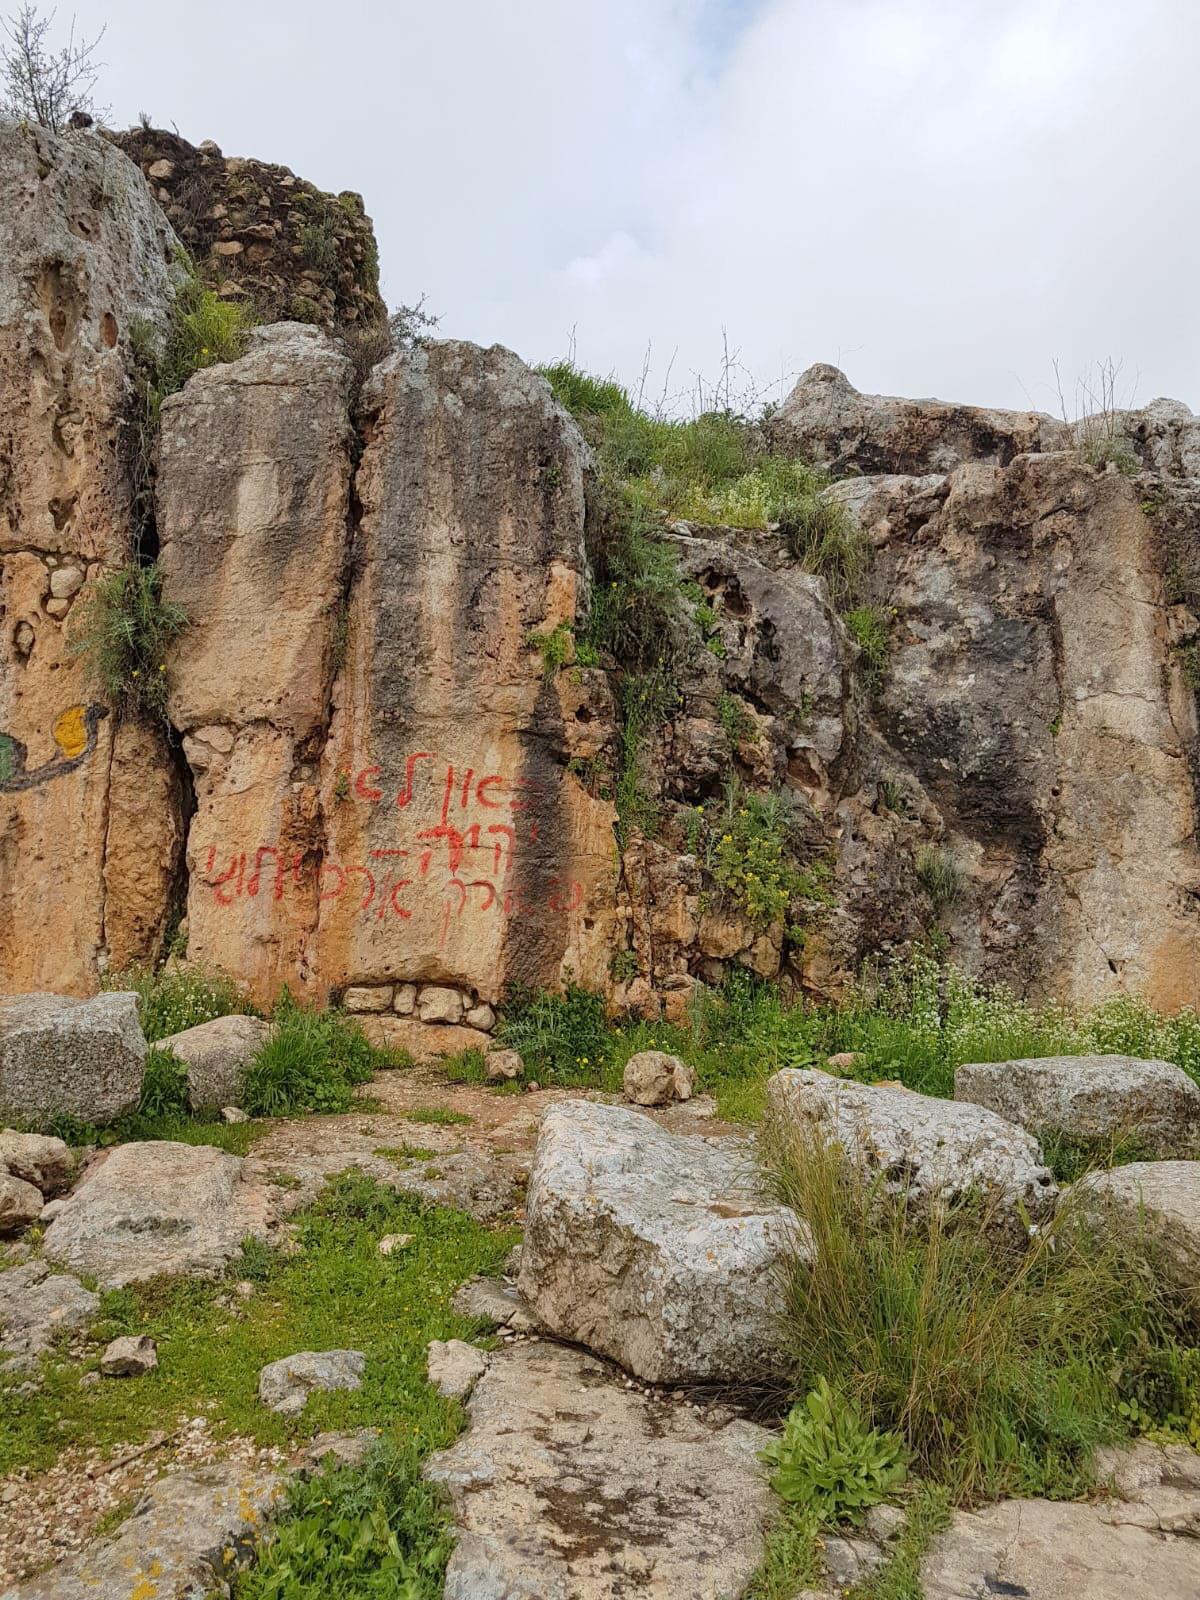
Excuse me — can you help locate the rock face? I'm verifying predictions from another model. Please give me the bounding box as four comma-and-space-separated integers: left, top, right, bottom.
42, 1140, 274, 1286
257, 1348, 366, 1414
766, 1068, 1058, 1224
426, 1337, 488, 1400
0, 119, 183, 995
1077, 1161, 1200, 1311
0, 1174, 41, 1234
767, 362, 1070, 475
0, 991, 146, 1123
158, 1012, 270, 1112
519, 1101, 802, 1382
110, 124, 385, 328
955, 1055, 1200, 1157
920, 1442, 1200, 1600
0, 1461, 284, 1600
425, 1340, 774, 1600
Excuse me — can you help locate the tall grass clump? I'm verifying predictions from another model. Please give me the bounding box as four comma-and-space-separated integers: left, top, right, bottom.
762, 1119, 1189, 1502
242, 993, 393, 1116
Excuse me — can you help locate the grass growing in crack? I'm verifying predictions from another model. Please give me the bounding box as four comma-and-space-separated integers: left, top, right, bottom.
744, 1507, 824, 1599
68, 562, 189, 720
845, 1482, 951, 1600
760, 1118, 1191, 1503
402, 1107, 473, 1128
0, 1173, 516, 1481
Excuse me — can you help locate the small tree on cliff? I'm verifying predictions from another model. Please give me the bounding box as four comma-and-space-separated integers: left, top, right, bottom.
1, 5, 106, 132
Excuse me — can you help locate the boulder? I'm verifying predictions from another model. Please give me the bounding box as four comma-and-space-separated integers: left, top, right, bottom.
0, 991, 146, 1124
258, 1348, 366, 1414
41, 1140, 273, 1287
1076, 1161, 1200, 1311
0, 1261, 97, 1365
100, 1333, 158, 1377
426, 1338, 489, 1400
518, 1101, 803, 1382
485, 1048, 524, 1083
920, 1442, 1200, 1600
766, 1068, 1058, 1226
0, 1173, 41, 1234
0, 1461, 284, 1599
425, 1341, 774, 1600
622, 1049, 696, 1106
954, 1054, 1200, 1158
158, 1013, 270, 1112
0, 1130, 74, 1194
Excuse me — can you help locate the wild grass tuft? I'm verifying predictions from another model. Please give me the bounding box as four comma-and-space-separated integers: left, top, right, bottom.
243, 994, 394, 1117
761, 1117, 1188, 1502
68, 562, 188, 719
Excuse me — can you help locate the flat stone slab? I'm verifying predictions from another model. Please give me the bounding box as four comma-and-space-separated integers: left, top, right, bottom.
0, 1261, 97, 1366
766, 1068, 1058, 1226
0, 1462, 283, 1599
158, 1013, 270, 1112
921, 1442, 1200, 1599
519, 1101, 802, 1383
425, 1340, 774, 1599
955, 1054, 1200, 1157
42, 1141, 275, 1288
0, 992, 145, 1125
1078, 1160, 1200, 1312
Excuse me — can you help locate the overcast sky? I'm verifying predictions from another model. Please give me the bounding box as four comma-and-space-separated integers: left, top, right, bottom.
57, 0, 1200, 414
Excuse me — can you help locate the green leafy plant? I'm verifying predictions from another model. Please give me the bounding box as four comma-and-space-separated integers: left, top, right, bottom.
699, 780, 828, 929
718, 691, 757, 748
915, 846, 962, 909
156, 265, 256, 398
494, 982, 612, 1086
782, 494, 866, 609
68, 562, 188, 718
136, 1045, 189, 1118
526, 620, 574, 675
760, 1378, 907, 1524
878, 777, 912, 817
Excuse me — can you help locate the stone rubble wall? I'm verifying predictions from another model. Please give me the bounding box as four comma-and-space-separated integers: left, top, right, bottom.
108, 125, 384, 329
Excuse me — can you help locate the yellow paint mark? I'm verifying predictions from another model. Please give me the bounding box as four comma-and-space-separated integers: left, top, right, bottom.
52, 704, 88, 759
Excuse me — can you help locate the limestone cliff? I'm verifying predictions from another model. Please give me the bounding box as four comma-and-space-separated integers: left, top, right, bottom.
2, 123, 1198, 1027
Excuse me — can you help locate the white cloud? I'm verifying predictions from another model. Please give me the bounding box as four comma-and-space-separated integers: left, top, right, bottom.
58, 0, 1200, 412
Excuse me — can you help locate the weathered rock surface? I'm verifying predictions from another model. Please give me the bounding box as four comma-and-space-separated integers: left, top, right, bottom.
0, 119, 182, 996
0, 1175, 41, 1234
766, 1068, 1058, 1223
453, 1274, 539, 1332
485, 1048, 524, 1082
258, 1348, 366, 1414
0, 992, 146, 1123
99, 1333, 157, 1377
110, 123, 385, 329
622, 1049, 696, 1106
955, 1054, 1200, 1157
0, 1260, 97, 1365
426, 1337, 488, 1400
158, 1013, 270, 1112
519, 1101, 802, 1382
920, 1442, 1200, 1600
425, 1341, 774, 1599
768, 362, 1070, 475
0, 1461, 283, 1600
1077, 1160, 1200, 1310
0, 1131, 73, 1194
42, 1140, 274, 1287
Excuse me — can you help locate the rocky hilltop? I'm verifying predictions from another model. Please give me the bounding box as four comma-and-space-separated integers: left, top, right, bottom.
2, 116, 1199, 1043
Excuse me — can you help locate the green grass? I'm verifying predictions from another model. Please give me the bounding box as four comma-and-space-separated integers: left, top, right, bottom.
761, 1118, 1193, 1504
845, 605, 891, 693
104, 962, 258, 1042
0, 1172, 516, 1481
243, 998, 397, 1117
846, 1483, 951, 1600
744, 1507, 823, 1599
402, 1108, 473, 1128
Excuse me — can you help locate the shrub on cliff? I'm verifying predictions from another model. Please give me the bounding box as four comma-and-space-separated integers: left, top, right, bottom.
68, 562, 188, 719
